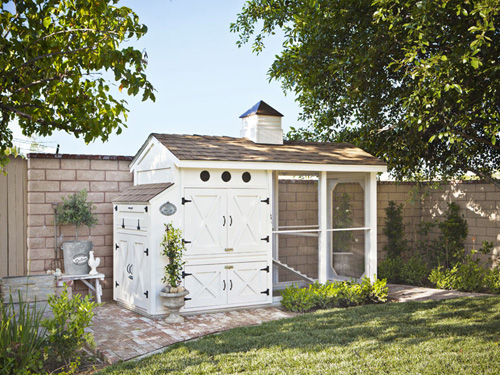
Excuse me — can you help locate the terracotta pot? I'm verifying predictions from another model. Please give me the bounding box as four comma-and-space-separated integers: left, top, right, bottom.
159, 289, 189, 323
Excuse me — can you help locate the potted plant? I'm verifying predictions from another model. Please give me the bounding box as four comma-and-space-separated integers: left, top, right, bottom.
159, 223, 189, 323
55, 189, 98, 275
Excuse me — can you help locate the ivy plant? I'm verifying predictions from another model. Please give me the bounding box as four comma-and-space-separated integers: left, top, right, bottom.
161, 223, 187, 289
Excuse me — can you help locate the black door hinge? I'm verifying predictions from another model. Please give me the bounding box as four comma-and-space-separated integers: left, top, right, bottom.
182, 239, 191, 244
261, 197, 270, 204
144, 248, 149, 256
144, 291, 149, 298
182, 271, 192, 278
114, 206, 117, 211
115, 281, 119, 287
182, 197, 192, 205
184, 297, 192, 301
261, 289, 270, 295
260, 266, 270, 273
115, 243, 119, 250
144, 206, 148, 212
261, 235, 270, 243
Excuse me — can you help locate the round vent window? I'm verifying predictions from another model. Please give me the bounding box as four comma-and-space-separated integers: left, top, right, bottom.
222, 171, 231, 182
242, 172, 251, 183
200, 170, 210, 182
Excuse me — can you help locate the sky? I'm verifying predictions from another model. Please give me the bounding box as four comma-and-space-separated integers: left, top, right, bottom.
11, 0, 305, 156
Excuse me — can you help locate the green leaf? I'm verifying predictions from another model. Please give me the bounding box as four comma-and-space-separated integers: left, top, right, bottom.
43, 16, 52, 28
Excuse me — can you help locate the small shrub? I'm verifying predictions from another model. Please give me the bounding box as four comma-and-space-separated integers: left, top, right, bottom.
429, 262, 487, 293
437, 202, 468, 268
42, 287, 97, 369
378, 256, 402, 284
370, 278, 389, 303
280, 284, 316, 313
281, 278, 388, 312
400, 255, 429, 286
453, 260, 487, 292
428, 265, 456, 290
383, 201, 408, 258
309, 282, 341, 309
485, 267, 500, 294
0, 291, 46, 375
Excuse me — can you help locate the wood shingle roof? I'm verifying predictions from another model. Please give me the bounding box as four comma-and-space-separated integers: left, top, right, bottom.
113, 182, 174, 202
151, 134, 385, 166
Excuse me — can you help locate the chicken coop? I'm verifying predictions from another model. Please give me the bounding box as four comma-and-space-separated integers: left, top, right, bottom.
113, 101, 386, 318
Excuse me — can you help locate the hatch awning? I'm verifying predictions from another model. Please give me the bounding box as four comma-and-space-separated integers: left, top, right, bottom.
113, 182, 174, 203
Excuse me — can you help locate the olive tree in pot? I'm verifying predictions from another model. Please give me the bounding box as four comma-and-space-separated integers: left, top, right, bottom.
159, 223, 189, 323
55, 189, 98, 275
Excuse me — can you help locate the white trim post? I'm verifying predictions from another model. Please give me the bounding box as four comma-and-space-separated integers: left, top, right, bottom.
318, 171, 328, 283
365, 172, 378, 281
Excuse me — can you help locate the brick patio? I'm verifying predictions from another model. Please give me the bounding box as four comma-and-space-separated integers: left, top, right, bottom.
88, 303, 296, 364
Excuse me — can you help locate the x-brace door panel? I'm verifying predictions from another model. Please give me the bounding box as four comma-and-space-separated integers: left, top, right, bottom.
228, 261, 269, 306
183, 264, 225, 310
227, 189, 269, 254
132, 237, 149, 310
184, 189, 227, 255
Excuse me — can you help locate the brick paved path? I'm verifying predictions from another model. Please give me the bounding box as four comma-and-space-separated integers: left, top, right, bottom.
88, 303, 296, 364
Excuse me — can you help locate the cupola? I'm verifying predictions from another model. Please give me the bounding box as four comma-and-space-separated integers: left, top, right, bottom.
239, 100, 284, 145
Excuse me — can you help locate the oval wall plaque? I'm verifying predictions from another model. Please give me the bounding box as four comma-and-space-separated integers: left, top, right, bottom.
160, 201, 177, 216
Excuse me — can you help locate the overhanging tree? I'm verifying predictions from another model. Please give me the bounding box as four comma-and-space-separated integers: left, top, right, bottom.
0, 0, 155, 169
231, 0, 500, 187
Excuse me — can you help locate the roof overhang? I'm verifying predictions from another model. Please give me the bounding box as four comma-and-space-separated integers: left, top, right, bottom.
178, 160, 387, 173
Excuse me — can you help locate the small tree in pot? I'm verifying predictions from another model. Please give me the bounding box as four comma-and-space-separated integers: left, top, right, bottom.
159, 223, 189, 323
56, 189, 98, 275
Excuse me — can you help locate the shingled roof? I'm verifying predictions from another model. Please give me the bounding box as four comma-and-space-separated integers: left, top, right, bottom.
150, 134, 385, 166
113, 183, 174, 202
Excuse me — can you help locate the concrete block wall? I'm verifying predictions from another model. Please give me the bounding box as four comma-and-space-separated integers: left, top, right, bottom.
377, 181, 500, 266
277, 180, 318, 281
279, 180, 500, 281
26, 153, 133, 300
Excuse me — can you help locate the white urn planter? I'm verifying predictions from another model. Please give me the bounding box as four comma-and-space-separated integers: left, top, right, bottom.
160, 289, 189, 323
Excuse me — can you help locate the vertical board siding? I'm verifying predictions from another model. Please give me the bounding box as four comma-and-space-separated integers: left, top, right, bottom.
0, 156, 27, 277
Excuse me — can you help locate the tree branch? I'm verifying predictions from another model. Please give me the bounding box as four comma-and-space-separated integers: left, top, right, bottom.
467, 167, 500, 190
452, 127, 500, 152
0, 102, 82, 134
13, 74, 68, 93
26, 28, 119, 49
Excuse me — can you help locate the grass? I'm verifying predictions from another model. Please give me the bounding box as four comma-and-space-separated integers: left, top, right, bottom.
96, 297, 500, 374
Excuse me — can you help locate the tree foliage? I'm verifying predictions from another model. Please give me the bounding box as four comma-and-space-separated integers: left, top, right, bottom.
231, 0, 500, 186
0, 0, 155, 169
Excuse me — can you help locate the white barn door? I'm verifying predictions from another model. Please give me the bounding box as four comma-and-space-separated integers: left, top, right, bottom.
227, 189, 269, 254
184, 189, 226, 255
228, 261, 269, 305
183, 264, 225, 310
114, 234, 134, 305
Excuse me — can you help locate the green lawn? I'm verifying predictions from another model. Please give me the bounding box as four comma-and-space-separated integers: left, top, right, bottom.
96, 297, 500, 374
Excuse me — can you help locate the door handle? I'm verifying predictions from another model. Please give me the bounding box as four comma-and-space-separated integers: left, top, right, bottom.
223, 280, 226, 291
223, 215, 226, 226
229, 215, 233, 226
230, 280, 233, 290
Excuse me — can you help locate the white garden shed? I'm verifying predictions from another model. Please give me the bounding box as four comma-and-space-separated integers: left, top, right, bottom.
113, 101, 386, 318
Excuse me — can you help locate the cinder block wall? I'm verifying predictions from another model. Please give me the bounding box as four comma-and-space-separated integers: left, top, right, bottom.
279, 180, 500, 280
278, 180, 318, 281
26, 153, 133, 300
377, 181, 500, 266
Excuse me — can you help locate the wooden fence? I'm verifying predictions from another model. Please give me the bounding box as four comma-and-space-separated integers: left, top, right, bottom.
0, 156, 27, 277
